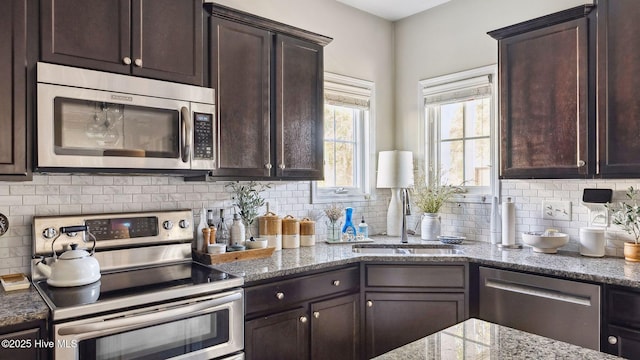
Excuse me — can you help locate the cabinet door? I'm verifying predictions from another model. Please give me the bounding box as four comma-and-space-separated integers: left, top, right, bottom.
209, 17, 271, 177
310, 294, 360, 360
605, 325, 640, 358
364, 292, 465, 358
245, 307, 309, 360
132, 0, 204, 85
0, 0, 29, 178
41, 0, 131, 74
0, 326, 44, 360
597, 0, 640, 176
499, 18, 590, 178
275, 34, 324, 180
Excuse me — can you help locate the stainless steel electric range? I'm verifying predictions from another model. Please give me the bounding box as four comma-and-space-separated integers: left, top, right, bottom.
31, 210, 244, 360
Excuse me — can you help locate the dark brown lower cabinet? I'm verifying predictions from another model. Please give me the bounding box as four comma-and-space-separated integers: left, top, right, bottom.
244, 266, 360, 360
245, 307, 309, 360
604, 285, 640, 358
364, 292, 464, 358
0, 320, 47, 360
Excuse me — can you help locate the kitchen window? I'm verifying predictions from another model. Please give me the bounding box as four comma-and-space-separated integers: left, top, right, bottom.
312, 73, 374, 203
421, 65, 498, 202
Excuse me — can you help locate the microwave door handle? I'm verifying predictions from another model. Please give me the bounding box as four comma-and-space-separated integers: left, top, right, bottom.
57, 291, 242, 336
180, 106, 192, 163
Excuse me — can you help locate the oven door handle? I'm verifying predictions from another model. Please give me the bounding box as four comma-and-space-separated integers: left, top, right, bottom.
57, 292, 241, 336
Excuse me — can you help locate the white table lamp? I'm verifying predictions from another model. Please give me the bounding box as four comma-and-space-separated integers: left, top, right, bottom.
377, 151, 414, 236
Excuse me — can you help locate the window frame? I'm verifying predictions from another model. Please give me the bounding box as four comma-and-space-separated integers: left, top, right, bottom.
419, 65, 499, 204
311, 72, 375, 204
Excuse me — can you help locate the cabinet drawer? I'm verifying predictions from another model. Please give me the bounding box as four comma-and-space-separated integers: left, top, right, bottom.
366, 264, 465, 289
246, 266, 359, 315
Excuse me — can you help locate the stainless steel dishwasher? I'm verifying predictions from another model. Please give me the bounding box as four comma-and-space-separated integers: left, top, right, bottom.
479, 266, 601, 350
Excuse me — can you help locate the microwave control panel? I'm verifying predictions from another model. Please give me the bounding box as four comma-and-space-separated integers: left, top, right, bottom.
193, 112, 214, 160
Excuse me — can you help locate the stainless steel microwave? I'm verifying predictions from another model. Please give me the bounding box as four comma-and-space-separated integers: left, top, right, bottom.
36, 62, 215, 173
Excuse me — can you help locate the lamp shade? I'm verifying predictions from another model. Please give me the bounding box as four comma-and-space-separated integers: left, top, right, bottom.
376, 151, 414, 188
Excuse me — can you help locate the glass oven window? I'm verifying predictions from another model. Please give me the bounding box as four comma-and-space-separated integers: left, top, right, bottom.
79, 310, 230, 360
53, 98, 180, 159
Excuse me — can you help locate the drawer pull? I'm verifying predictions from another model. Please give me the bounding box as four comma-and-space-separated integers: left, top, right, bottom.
367, 300, 373, 307
123, 56, 132, 65
313, 311, 320, 319
134, 58, 143, 67
608, 336, 618, 345
300, 316, 308, 323
332, 280, 340, 286
275, 292, 285, 300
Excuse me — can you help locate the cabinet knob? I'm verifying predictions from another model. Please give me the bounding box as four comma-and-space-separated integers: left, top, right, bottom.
275, 292, 285, 300
608, 336, 618, 345
265, 163, 272, 170
279, 164, 286, 169
299, 316, 308, 323
134, 58, 143, 67
123, 56, 132, 65
313, 311, 320, 319
332, 280, 340, 286
367, 300, 373, 307
578, 160, 586, 167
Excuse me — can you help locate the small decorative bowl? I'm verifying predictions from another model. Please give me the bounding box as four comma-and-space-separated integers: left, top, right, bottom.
437, 235, 465, 245
247, 238, 268, 249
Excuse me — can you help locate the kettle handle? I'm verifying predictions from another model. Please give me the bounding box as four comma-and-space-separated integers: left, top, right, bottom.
53, 225, 97, 257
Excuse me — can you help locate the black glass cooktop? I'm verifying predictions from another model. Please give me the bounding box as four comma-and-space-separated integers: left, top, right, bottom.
34, 262, 241, 320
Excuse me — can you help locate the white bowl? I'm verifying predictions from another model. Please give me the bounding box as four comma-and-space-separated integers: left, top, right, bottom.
522, 231, 569, 253
207, 243, 226, 254
247, 238, 268, 249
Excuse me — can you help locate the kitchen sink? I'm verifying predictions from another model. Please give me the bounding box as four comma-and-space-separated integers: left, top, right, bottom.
352, 244, 463, 255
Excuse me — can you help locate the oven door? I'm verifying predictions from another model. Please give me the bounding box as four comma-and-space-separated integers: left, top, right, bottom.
37, 82, 194, 171
53, 289, 243, 360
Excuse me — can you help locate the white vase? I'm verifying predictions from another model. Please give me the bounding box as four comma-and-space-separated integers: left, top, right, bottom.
421, 213, 441, 240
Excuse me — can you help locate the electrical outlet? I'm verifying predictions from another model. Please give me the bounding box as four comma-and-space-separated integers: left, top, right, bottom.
542, 201, 572, 221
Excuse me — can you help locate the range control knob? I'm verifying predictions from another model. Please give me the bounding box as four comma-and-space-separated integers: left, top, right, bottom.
179, 219, 190, 229
163, 220, 174, 230
42, 227, 57, 239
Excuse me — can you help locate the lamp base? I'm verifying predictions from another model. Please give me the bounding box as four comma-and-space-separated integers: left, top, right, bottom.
387, 188, 403, 236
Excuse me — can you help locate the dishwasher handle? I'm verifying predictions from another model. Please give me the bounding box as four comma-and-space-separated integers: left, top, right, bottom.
484, 278, 592, 306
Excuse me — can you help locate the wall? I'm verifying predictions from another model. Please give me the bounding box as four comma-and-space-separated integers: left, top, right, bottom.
393, 0, 639, 256
0, 175, 390, 275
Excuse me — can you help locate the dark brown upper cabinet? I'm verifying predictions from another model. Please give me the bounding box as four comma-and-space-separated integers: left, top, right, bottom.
489, 5, 594, 179
207, 3, 331, 180
597, 0, 640, 177
0, 0, 34, 180
41, 0, 204, 86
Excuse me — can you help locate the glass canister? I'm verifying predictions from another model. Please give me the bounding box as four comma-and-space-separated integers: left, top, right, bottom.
300, 217, 316, 247
259, 211, 282, 250
282, 215, 300, 249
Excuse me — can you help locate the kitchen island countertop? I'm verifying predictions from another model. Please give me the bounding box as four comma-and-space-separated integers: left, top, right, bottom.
372, 318, 622, 360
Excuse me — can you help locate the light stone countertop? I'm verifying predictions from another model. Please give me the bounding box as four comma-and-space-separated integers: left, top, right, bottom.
372, 318, 622, 360
213, 236, 640, 288
0, 286, 49, 328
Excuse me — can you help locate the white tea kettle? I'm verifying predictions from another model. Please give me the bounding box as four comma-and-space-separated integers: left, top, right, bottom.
36, 225, 101, 287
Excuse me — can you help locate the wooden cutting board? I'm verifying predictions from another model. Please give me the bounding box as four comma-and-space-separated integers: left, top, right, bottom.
192, 247, 276, 265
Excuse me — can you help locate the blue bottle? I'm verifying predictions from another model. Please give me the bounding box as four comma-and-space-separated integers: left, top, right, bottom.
342, 207, 357, 237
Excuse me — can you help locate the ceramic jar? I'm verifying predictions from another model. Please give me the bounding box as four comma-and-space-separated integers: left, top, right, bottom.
258, 211, 282, 250
300, 217, 316, 247
421, 213, 441, 240
282, 215, 300, 249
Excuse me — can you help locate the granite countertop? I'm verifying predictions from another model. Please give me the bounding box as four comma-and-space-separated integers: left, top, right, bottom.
213, 236, 640, 288
372, 318, 622, 360
0, 286, 49, 328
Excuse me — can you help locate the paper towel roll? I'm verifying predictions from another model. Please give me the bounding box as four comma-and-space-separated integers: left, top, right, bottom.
501, 197, 515, 245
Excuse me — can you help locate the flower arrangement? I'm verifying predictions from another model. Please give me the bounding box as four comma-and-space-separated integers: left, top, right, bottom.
412, 170, 459, 214
324, 203, 344, 224
607, 186, 640, 244
225, 181, 271, 231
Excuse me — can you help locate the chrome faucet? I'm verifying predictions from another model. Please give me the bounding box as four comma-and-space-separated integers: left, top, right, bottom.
401, 188, 411, 243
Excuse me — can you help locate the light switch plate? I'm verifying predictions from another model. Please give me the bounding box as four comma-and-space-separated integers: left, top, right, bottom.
542, 201, 572, 221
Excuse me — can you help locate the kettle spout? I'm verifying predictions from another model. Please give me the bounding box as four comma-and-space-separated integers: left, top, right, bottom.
36, 260, 53, 278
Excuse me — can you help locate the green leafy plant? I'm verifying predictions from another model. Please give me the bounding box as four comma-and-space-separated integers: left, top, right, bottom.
607, 186, 640, 244
225, 181, 271, 231
412, 170, 460, 214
